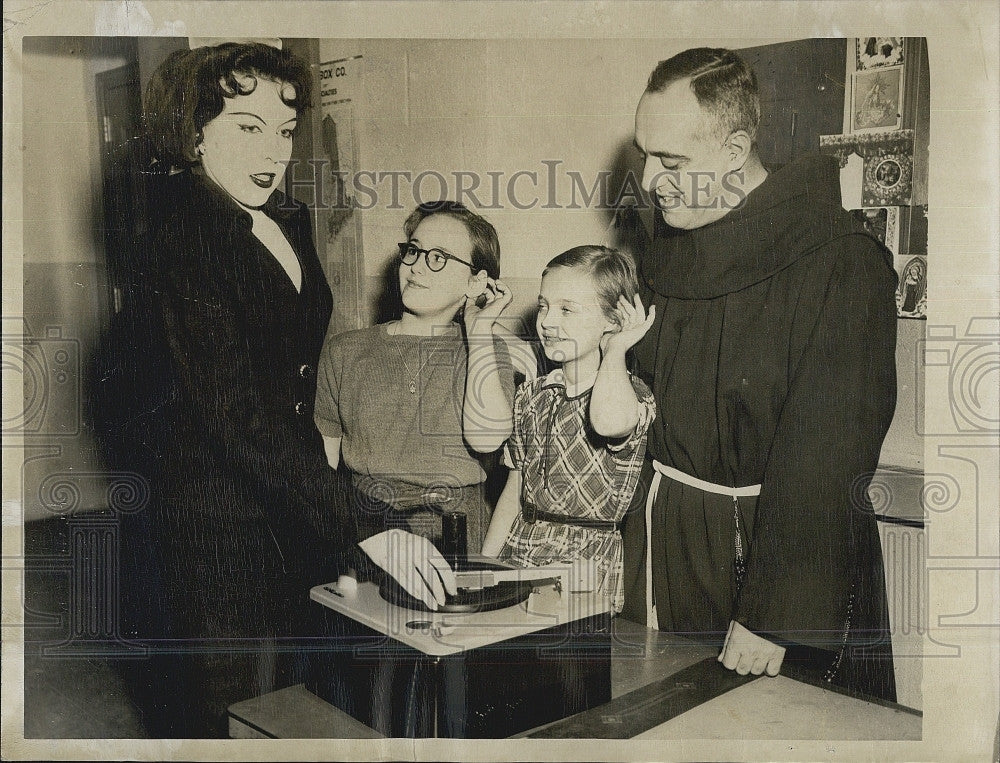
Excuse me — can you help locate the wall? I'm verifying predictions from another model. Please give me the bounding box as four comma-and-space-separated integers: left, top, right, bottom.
881, 319, 925, 469
314, 38, 924, 471
18, 37, 927, 503
22, 37, 135, 266
20, 38, 134, 522
835, 39, 928, 472
325, 38, 928, 708
317, 38, 798, 332
16, 35, 930, 708
831, 39, 930, 709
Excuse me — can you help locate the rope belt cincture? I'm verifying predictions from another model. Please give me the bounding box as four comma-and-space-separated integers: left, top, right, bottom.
645, 459, 762, 628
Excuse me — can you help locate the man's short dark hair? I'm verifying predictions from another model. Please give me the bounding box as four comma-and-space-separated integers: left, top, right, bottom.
646, 48, 760, 141
143, 42, 312, 167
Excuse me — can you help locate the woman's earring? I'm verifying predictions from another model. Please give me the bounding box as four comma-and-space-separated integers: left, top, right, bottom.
196, 144, 206, 157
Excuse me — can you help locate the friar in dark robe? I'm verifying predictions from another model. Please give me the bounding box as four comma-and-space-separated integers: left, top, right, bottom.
623, 47, 898, 702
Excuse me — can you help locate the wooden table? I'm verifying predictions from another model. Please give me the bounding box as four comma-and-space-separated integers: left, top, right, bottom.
228, 618, 920, 740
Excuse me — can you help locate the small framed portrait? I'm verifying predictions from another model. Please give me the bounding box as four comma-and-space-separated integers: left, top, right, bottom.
895, 255, 927, 319
851, 66, 904, 133
856, 37, 904, 69
852, 206, 901, 254
863, 152, 913, 206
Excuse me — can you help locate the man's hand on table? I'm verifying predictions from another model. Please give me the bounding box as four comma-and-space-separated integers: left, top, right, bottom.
718, 620, 785, 676
358, 529, 457, 610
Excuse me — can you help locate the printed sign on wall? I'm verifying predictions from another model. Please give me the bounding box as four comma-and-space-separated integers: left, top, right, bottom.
318, 52, 365, 331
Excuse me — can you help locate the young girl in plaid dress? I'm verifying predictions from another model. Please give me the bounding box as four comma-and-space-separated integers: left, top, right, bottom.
481, 246, 656, 613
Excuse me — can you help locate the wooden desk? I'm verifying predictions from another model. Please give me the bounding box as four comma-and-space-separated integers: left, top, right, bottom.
228, 619, 920, 740
633, 674, 920, 740
229, 684, 383, 739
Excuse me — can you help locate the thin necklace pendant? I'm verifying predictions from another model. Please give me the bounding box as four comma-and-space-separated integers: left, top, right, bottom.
389, 322, 431, 394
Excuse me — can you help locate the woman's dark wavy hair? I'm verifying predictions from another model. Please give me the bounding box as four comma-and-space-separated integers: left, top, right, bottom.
403, 200, 501, 279
142, 42, 312, 167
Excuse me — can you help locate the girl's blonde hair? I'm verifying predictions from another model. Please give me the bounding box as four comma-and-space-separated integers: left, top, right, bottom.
543, 245, 640, 322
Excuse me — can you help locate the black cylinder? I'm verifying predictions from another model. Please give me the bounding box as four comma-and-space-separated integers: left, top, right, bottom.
440, 510, 468, 563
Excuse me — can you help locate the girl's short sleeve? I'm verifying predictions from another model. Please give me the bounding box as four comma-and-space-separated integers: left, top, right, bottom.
503, 383, 529, 470
313, 335, 345, 438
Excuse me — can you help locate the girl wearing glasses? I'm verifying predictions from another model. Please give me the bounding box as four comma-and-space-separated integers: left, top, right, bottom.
314, 201, 516, 568
480, 245, 656, 613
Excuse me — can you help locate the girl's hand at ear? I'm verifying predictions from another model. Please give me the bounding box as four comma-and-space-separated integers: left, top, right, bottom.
591, 294, 653, 438
464, 277, 513, 336
600, 294, 656, 356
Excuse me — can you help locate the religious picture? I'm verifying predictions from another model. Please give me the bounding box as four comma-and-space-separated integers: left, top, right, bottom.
851, 67, 903, 133
856, 37, 904, 69
863, 151, 913, 206
852, 206, 901, 254
895, 255, 927, 319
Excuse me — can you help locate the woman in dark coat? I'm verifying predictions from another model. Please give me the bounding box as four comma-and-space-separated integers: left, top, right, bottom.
102, 42, 362, 738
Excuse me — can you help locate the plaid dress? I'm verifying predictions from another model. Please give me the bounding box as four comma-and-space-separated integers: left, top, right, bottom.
499, 369, 655, 612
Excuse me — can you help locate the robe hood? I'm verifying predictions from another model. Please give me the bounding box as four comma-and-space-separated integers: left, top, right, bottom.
640, 153, 890, 300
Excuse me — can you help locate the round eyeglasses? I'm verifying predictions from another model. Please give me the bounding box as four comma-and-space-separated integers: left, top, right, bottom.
397, 242, 475, 272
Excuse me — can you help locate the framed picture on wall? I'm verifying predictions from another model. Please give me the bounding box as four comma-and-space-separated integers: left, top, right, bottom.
856, 37, 904, 69
852, 206, 901, 254
851, 66, 904, 133
895, 254, 927, 319
863, 151, 913, 206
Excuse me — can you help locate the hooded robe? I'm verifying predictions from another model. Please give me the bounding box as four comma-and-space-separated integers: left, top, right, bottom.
622, 153, 898, 701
